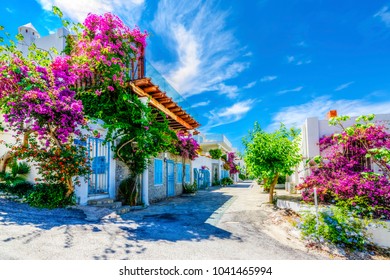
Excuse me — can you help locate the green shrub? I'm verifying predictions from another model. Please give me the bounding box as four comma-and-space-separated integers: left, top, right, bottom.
9, 159, 31, 178
183, 182, 197, 194
212, 180, 220, 186
0, 182, 8, 192
238, 173, 246, 181
299, 206, 372, 250
221, 177, 233, 186
8, 181, 34, 197
209, 148, 223, 159
277, 175, 286, 184
26, 183, 75, 209
118, 176, 139, 206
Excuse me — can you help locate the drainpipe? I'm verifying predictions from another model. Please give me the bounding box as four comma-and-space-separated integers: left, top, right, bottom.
139, 97, 150, 206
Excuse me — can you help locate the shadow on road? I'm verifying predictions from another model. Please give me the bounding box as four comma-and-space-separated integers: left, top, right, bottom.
118, 189, 239, 243
1, 187, 243, 259
0, 198, 88, 229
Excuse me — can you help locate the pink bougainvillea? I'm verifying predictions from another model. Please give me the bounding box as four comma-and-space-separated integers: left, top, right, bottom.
175, 131, 200, 160
69, 12, 148, 91
0, 55, 86, 145
227, 152, 239, 175
297, 120, 390, 219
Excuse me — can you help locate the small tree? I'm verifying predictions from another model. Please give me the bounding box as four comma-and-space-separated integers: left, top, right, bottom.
243, 122, 301, 203
209, 148, 222, 159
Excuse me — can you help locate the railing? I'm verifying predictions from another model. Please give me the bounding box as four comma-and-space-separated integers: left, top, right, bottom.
194, 134, 233, 149
129, 46, 145, 80
144, 60, 198, 120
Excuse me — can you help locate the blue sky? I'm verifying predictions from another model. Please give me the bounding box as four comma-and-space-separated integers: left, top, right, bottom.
2, 0, 390, 152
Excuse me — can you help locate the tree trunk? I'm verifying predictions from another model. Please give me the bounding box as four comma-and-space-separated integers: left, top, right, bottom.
268, 173, 279, 204
65, 178, 74, 198
182, 158, 186, 189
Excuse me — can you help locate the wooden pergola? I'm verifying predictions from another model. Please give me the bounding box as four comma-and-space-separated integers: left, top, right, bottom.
130, 78, 200, 131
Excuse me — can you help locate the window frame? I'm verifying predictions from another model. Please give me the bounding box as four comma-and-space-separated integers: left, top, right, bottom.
154, 158, 163, 185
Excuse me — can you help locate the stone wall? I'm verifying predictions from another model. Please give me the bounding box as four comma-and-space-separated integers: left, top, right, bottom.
148, 152, 191, 203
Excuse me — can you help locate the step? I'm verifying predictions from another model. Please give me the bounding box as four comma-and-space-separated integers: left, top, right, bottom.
116, 205, 145, 215
87, 198, 115, 206
92, 201, 123, 209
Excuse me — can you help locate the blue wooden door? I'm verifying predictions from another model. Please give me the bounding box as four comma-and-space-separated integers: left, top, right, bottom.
166, 160, 175, 197
87, 137, 110, 195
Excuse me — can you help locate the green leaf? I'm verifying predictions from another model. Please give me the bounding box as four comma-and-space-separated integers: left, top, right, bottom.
52, 6, 63, 18
15, 33, 24, 41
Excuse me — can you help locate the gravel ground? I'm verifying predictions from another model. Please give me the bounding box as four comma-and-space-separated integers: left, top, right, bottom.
0, 183, 330, 260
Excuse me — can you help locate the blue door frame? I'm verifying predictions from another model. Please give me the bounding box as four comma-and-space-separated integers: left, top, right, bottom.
166, 160, 175, 197
87, 137, 110, 195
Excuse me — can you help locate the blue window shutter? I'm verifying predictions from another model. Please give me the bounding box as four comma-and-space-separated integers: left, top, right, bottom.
185, 164, 190, 183
177, 163, 182, 183
154, 159, 163, 185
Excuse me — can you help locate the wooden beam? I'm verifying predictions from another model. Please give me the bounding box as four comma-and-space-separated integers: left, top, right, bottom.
165, 103, 177, 109
143, 86, 159, 93
151, 92, 165, 98
171, 108, 182, 113
160, 98, 173, 104
134, 78, 151, 87
130, 83, 194, 130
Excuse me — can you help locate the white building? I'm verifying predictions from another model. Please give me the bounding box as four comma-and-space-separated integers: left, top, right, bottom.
192, 133, 242, 187
17, 23, 69, 58
289, 110, 390, 191
1, 23, 200, 207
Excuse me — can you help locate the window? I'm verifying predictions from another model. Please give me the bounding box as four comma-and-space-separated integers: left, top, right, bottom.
185, 164, 190, 183
154, 159, 163, 185
177, 163, 182, 183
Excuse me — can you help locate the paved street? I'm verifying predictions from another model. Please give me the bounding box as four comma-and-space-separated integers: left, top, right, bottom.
0, 182, 327, 260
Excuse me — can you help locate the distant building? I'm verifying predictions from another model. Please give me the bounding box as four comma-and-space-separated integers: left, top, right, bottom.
192, 133, 242, 187
17, 23, 69, 58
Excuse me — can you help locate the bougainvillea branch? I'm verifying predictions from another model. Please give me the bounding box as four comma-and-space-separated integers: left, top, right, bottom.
297, 115, 390, 219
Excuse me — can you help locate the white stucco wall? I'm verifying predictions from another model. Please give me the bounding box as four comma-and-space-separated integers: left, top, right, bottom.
17, 24, 69, 58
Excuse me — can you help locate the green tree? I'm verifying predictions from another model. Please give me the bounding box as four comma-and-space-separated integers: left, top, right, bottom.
209, 148, 222, 159
243, 123, 301, 203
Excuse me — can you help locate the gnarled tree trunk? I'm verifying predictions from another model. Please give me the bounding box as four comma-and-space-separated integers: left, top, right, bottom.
268, 172, 279, 204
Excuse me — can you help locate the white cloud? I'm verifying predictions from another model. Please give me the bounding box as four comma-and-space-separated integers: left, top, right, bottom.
260, 75, 277, 82
335, 81, 354, 91
192, 100, 210, 108
287, 55, 311, 65
202, 99, 256, 131
151, 0, 248, 97
6, 7, 14, 13
268, 96, 390, 131
277, 86, 303, 95
244, 81, 257, 89
36, 0, 145, 26
287, 55, 295, 63
216, 84, 239, 99
296, 59, 311, 65
374, 6, 390, 27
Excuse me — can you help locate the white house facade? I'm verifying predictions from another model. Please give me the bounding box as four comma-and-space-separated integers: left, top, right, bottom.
0, 23, 200, 207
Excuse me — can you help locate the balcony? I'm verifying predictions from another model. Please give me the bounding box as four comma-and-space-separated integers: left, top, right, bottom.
194, 134, 233, 152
